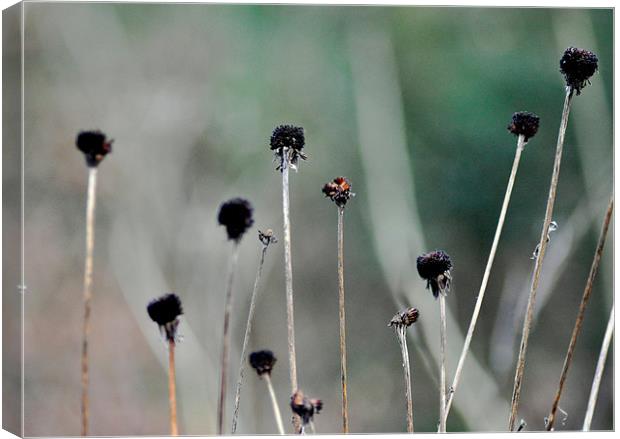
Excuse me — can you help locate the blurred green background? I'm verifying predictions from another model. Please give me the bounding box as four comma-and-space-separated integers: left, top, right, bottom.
2, 2, 613, 435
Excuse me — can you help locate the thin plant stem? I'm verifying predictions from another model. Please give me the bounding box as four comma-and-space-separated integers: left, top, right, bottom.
281, 156, 300, 432
168, 339, 179, 436
438, 293, 447, 433
231, 243, 270, 433
217, 243, 240, 435
337, 207, 349, 433
508, 89, 574, 431
395, 326, 414, 432
81, 167, 98, 437
264, 374, 285, 435
583, 305, 614, 431
444, 135, 526, 424
309, 421, 316, 434
546, 196, 614, 430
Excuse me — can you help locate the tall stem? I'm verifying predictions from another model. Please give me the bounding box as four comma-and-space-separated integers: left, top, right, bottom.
583, 306, 614, 431
337, 207, 349, 433
395, 326, 414, 432
439, 293, 447, 433
81, 167, 98, 436
168, 340, 179, 436
508, 89, 573, 431
546, 196, 613, 430
444, 135, 525, 423
264, 374, 285, 435
231, 244, 269, 433
217, 243, 240, 435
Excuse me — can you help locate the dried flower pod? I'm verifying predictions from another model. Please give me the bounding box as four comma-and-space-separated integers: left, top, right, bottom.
76, 130, 113, 167
560, 47, 598, 95
270, 125, 307, 170
218, 198, 254, 242
507, 112, 540, 142
249, 350, 277, 376
416, 250, 453, 298
290, 390, 322, 425
388, 307, 420, 328
322, 176, 355, 208
147, 293, 183, 342
258, 229, 277, 246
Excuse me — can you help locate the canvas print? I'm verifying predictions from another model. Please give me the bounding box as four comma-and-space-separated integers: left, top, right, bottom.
1, 1, 613, 436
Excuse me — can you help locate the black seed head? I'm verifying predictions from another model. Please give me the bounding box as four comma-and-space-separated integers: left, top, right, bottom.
291, 390, 322, 425
147, 293, 183, 341
560, 47, 598, 95
270, 125, 307, 171
217, 198, 254, 242
388, 307, 420, 328
322, 176, 354, 208
507, 112, 540, 142
249, 350, 277, 376
416, 250, 453, 298
76, 130, 113, 167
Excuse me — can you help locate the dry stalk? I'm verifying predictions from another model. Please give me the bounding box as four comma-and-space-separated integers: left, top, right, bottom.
264, 374, 285, 435
395, 325, 414, 432
337, 207, 349, 433
439, 293, 447, 433
168, 339, 179, 436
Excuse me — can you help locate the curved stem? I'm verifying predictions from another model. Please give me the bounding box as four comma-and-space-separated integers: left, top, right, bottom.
168, 340, 178, 436
546, 196, 613, 430
337, 207, 349, 433
508, 89, 573, 431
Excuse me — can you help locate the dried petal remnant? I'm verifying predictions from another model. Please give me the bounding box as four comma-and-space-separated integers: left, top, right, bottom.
218, 198, 254, 241
291, 390, 322, 425
388, 307, 420, 328
508, 112, 540, 142
258, 229, 277, 246
249, 350, 277, 376
270, 125, 307, 170
560, 47, 598, 95
322, 176, 354, 208
416, 250, 453, 298
76, 130, 113, 167
147, 293, 183, 342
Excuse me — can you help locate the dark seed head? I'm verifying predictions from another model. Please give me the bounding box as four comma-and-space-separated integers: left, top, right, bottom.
217, 198, 254, 242
560, 47, 598, 95
322, 176, 354, 208
290, 390, 322, 425
270, 125, 307, 171
416, 250, 453, 298
147, 293, 183, 342
249, 350, 277, 376
507, 112, 540, 142
76, 130, 113, 167
388, 307, 420, 328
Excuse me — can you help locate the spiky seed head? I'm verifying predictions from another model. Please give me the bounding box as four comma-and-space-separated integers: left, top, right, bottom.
388, 307, 420, 328
147, 293, 183, 342
76, 130, 113, 167
290, 390, 322, 425
416, 250, 453, 298
269, 125, 307, 171
507, 112, 540, 142
560, 47, 598, 95
217, 198, 254, 242
249, 350, 277, 376
322, 176, 354, 208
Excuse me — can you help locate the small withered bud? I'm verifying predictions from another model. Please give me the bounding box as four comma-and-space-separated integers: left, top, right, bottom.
290, 390, 322, 425
218, 198, 254, 242
416, 250, 453, 298
322, 176, 355, 208
560, 47, 598, 95
258, 229, 277, 246
249, 350, 277, 376
507, 111, 540, 142
76, 130, 113, 167
388, 307, 420, 328
270, 125, 307, 171
147, 293, 183, 342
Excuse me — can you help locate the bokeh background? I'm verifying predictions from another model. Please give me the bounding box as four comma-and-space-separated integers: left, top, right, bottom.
2, 2, 613, 435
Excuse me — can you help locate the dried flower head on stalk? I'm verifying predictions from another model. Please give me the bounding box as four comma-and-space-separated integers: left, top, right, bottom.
388, 307, 420, 328
218, 198, 254, 242
416, 250, 453, 298
249, 350, 277, 377
560, 47, 598, 95
291, 391, 323, 426
322, 177, 355, 208
508, 112, 540, 142
259, 229, 278, 246
76, 130, 113, 167
270, 125, 307, 171
147, 293, 184, 342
